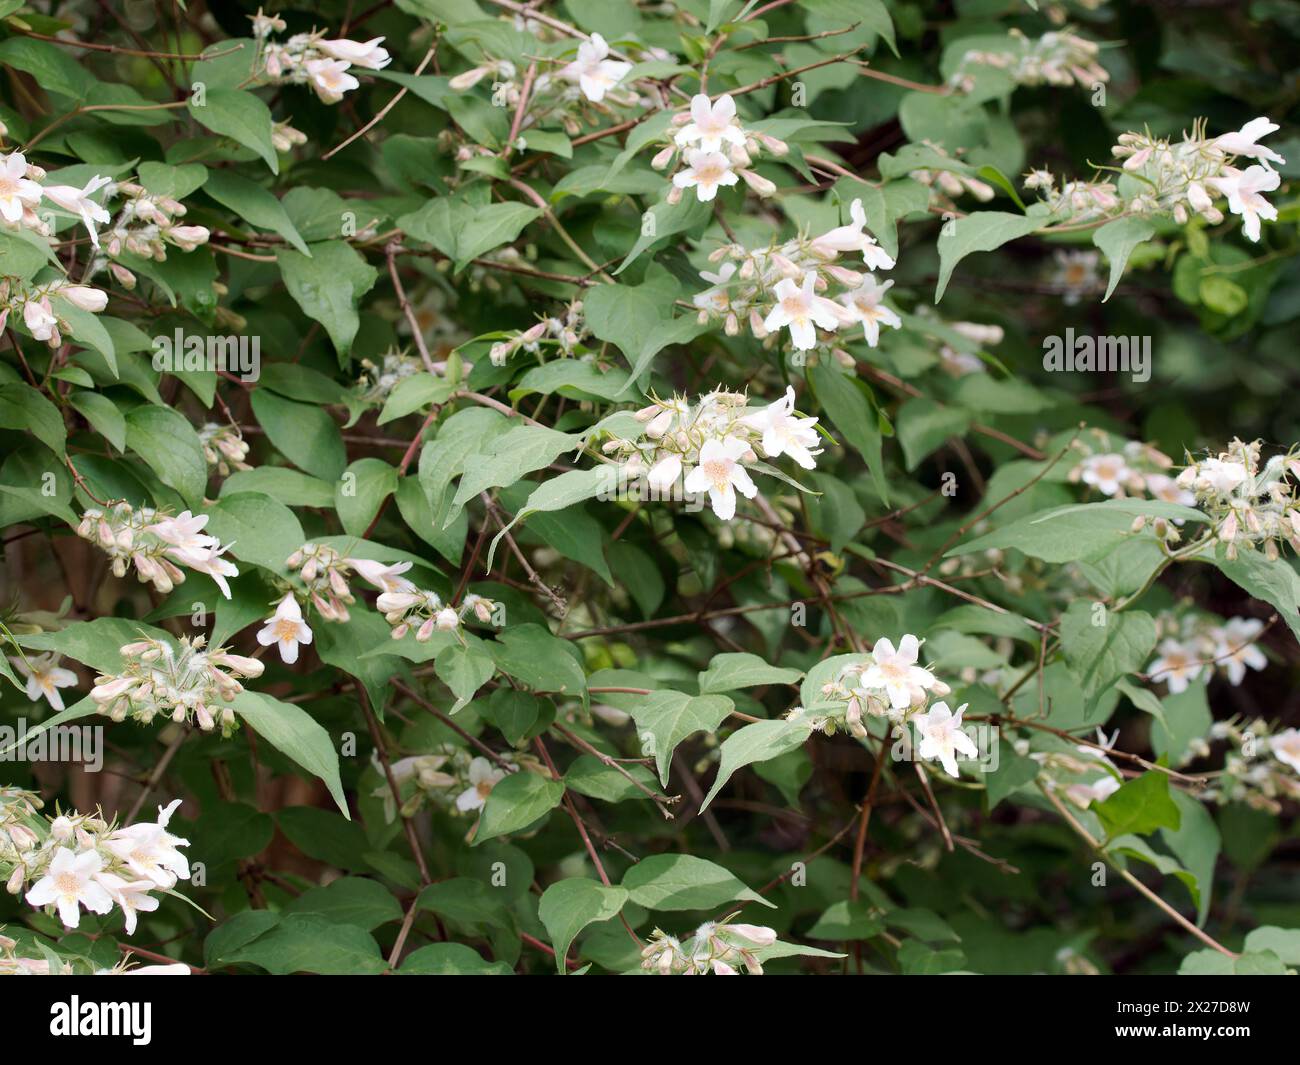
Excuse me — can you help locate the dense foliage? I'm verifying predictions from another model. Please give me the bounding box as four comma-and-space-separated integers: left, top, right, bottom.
2, 0, 1300, 977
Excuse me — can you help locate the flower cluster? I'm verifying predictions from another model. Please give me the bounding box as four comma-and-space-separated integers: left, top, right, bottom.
82, 180, 210, 290
908, 143, 996, 207
948, 28, 1109, 92
249, 11, 390, 105
794, 633, 954, 734
489, 301, 587, 365
1177, 438, 1300, 560
378, 585, 498, 642
640, 918, 777, 975
76, 504, 239, 599
1032, 728, 1123, 809
90, 635, 262, 733
0, 151, 110, 247
655, 94, 788, 204
354, 350, 427, 403
377, 748, 516, 821
450, 31, 648, 121
3, 790, 191, 933
1068, 432, 1181, 502
1028, 117, 1285, 242
1192, 719, 1300, 812
602, 386, 821, 520
692, 198, 897, 351
0, 278, 108, 348
198, 422, 253, 478
1148, 611, 1269, 693
286, 543, 357, 622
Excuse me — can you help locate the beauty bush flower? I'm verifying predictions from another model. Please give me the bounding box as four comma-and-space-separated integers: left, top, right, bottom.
675, 94, 746, 153
8, 652, 78, 711
76, 503, 239, 599
764, 272, 845, 350
640, 918, 778, 975
1177, 438, 1300, 559
672, 149, 739, 203
257, 593, 314, 665
913, 701, 978, 778
90, 635, 262, 733
560, 33, 631, 103
740, 386, 822, 469
838, 275, 902, 346
4, 792, 192, 937
0, 152, 42, 223
455, 757, 509, 812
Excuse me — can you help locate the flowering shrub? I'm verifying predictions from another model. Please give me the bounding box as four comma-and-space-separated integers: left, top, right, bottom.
0, 0, 1299, 980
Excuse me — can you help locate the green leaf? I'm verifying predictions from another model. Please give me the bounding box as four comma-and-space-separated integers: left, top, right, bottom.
1060, 602, 1157, 710
222, 915, 386, 974
203, 170, 310, 255
124, 406, 207, 506
474, 769, 565, 845
1093, 217, 1156, 302
277, 242, 379, 363
950, 499, 1208, 564
233, 691, 349, 818
935, 210, 1044, 302
490, 624, 587, 697
583, 276, 707, 385
627, 690, 735, 786
397, 198, 542, 270
1095, 770, 1182, 840
700, 719, 813, 811
205, 492, 306, 574
698, 652, 803, 694
335, 458, 398, 538
398, 942, 513, 974
285, 877, 404, 930
809, 362, 888, 504
249, 388, 347, 480
1214, 548, 1300, 642
69, 392, 126, 452
538, 879, 628, 972
622, 854, 774, 912
188, 88, 279, 173
436, 641, 497, 712
0, 383, 66, 456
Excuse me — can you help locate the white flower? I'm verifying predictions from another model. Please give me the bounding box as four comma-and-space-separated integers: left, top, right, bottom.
838, 275, 902, 347
456, 757, 506, 812
106, 962, 191, 975
177, 541, 239, 600
740, 386, 821, 470
105, 799, 191, 889
94, 873, 159, 935
1078, 453, 1132, 496
913, 701, 978, 778
561, 33, 631, 103
1271, 727, 1300, 774
22, 298, 59, 342
647, 453, 683, 492
146, 510, 215, 554
25, 848, 114, 929
672, 149, 738, 202
1145, 473, 1195, 508
1215, 617, 1267, 685
317, 37, 391, 70
1209, 165, 1280, 243
675, 94, 746, 153
763, 271, 842, 350
1196, 457, 1249, 495
1214, 118, 1286, 168
305, 57, 360, 104
693, 262, 737, 315
435, 607, 460, 631
256, 593, 313, 664
0, 152, 42, 223
808, 199, 896, 271
1147, 639, 1202, 694
41, 175, 112, 247
9, 652, 78, 711
1064, 774, 1121, 808
861, 635, 937, 710
347, 557, 416, 594
683, 436, 758, 520
59, 285, 109, 312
